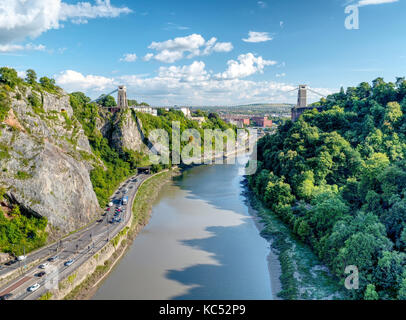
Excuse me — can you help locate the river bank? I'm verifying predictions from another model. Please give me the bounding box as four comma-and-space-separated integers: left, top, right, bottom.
242, 181, 347, 300
61, 169, 180, 300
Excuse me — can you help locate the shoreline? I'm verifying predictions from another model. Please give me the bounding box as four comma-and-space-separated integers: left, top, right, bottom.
241, 180, 282, 300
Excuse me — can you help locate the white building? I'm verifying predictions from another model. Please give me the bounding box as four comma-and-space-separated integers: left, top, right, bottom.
180, 107, 191, 117
132, 106, 158, 116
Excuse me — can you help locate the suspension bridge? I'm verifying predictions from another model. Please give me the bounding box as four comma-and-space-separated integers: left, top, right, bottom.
91, 84, 331, 121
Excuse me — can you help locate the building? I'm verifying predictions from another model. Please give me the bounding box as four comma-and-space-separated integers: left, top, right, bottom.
221, 115, 251, 127
180, 107, 191, 117
251, 117, 273, 128
190, 116, 206, 125
132, 106, 158, 116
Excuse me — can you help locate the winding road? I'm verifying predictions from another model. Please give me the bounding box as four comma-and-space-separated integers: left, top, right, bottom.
0, 172, 148, 300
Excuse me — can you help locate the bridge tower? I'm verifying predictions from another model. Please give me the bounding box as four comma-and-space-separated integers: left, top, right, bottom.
117, 85, 128, 109
297, 84, 307, 108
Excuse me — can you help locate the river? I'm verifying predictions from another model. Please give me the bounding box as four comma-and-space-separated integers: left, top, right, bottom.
93, 156, 277, 300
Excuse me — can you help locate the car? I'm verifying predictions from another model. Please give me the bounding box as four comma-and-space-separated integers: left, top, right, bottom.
36, 271, 46, 278
64, 259, 74, 267
108, 202, 113, 207
97, 219, 103, 223
48, 256, 59, 262
17, 256, 26, 261
27, 283, 40, 292
5, 260, 16, 266
0, 293, 13, 300
106, 208, 110, 212
39, 263, 49, 269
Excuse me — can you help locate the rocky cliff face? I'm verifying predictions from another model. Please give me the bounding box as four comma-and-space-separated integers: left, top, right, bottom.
0, 85, 101, 236
110, 109, 147, 154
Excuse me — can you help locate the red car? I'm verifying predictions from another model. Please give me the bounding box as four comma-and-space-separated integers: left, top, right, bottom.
107, 208, 110, 212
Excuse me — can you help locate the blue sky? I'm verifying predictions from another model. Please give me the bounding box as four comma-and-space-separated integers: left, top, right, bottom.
0, 0, 405, 106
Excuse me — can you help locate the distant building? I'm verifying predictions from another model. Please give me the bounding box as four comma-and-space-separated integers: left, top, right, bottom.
252, 117, 273, 128
132, 106, 158, 116
180, 107, 191, 117
221, 115, 250, 128
190, 116, 206, 125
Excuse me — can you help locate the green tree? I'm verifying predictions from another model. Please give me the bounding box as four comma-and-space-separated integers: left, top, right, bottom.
364, 284, 379, 300
25, 69, 37, 85
0, 67, 19, 88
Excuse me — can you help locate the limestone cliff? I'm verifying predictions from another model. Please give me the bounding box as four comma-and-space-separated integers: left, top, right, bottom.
109, 109, 148, 154
0, 85, 101, 235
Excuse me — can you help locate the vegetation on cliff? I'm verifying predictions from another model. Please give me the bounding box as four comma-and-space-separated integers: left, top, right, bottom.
248, 77, 406, 300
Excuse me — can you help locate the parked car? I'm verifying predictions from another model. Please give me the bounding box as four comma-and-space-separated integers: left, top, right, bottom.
108, 202, 113, 207
17, 256, 26, 261
36, 271, 46, 278
28, 283, 40, 292
64, 259, 74, 267
5, 260, 16, 266
0, 293, 13, 300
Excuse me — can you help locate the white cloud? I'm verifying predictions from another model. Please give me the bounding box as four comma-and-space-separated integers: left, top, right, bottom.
357, 0, 398, 6
0, 43, 46, 53
0, 0, 131, 45
345, 0, 399, 6
120, 53, 137, 62
55, 66, 333, 106
158, 61, 210, 82
59, 0, 132, 24
257, 1, 267, 8
242, 31, 273, 43
163, 22, 190, 31
143, 53, 154, 61
55, 70, 115, 92
276, 73, 286, 78
216, 53, 277, 80
146, 34, 233, 63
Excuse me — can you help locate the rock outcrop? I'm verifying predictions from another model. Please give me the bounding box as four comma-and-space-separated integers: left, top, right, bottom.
0, 85, 101, 235
110, 109, 147, 154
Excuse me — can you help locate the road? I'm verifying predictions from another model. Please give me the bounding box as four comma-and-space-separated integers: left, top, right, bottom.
0, 173, 148, 300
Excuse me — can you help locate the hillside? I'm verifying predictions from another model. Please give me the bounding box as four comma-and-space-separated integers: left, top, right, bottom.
249, 77, 406, 300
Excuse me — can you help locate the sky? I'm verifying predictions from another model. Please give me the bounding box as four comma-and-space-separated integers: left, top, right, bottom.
0, 0, 405, 106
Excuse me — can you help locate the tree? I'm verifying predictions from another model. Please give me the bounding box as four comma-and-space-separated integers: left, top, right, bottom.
374, 251, 406, 294
364, 284, 379, 300
99, 95, 117, 108
39, 76, 57, 90
25, 69, 37, 85
0, 67, 19, 88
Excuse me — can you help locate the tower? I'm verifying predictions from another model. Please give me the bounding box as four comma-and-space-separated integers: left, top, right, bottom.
117, 85, 128, 109
297, 84, 307, 108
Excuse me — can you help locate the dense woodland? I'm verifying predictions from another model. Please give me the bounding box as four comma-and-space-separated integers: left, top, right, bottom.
249, 77, 406, 300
